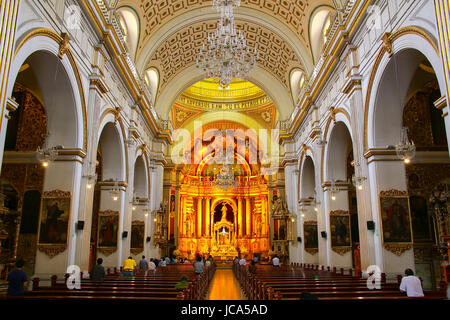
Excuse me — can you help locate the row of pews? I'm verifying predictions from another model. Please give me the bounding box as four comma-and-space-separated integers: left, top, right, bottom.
233, 262, 448, 300
4, 264, 215, 301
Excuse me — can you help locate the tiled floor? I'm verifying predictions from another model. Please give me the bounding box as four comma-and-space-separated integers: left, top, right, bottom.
207, 269, 246, 300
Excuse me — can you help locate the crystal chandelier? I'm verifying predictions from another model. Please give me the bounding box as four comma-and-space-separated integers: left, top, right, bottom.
196, 0, 258, 89
214, 155, 238, 190
396, 127, 416, 164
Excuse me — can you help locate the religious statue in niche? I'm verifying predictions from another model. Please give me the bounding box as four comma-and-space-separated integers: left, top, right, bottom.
272, 195, 288, 216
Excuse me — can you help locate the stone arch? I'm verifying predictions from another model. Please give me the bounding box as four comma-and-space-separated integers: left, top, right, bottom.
8, 29, 87, 152
364, 27, 446, 151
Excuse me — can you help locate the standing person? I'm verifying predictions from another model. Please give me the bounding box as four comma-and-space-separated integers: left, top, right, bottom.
148, 259, 156, 271
399, 268, 424, 297
91, 258, 106, 281
193, 256, 204, 275
123, 256, 136, 276
272, 255, 280, 268
6, 260, 28, 296
139, 255, 149, 272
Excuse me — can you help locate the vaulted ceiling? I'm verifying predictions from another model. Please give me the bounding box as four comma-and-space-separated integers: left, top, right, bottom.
117, 0, 335, 119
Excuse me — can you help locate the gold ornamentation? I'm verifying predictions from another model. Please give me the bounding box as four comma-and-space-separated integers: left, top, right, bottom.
379, 189, 408, 197
329, 210, 349, 216
384, 243, 412, 256
332, 246, 352, 255
304, 248, 318, 255
42, 189, 71, 198
130, 248, 143, 255
38, 245, 66, 258
97, 247, 117, 256
58, 33, 71, 59
381, 32, 393, 58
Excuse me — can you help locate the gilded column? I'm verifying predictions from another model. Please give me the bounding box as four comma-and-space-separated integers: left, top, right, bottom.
435, 0, 450, 151
0, 0, 20, 170
205, 198, 211, 237
237, 197, 243, 237
197, 198, 203, 237
245, 197, 251, 236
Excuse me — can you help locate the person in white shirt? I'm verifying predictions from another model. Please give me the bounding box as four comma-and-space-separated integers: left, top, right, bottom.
399, 268, 424, 297
239, 257, 247, 266
272, 255, 280, 268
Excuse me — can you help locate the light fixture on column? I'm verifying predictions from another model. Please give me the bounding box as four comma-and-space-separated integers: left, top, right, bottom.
352, 175, 367, 191
83, 161, 97, 190
330, 179, 338, 201
395, 127, 416, 164
110, 180, 120, 201
36, 145, 62, 167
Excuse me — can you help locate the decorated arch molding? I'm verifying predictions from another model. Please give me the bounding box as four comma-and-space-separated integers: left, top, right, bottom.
11, 28, 88, 153
298, 145, 316, 200
363, 26, 443, 152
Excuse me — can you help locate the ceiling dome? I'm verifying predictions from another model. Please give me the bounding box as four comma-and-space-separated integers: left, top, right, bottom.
177, 78, 272, 111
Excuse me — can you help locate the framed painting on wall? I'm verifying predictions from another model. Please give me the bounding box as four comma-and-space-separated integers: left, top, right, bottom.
329, 210, 352, 255
303, 221, 318, 255
131, 221, 145, 255
37, 190, 71, 258
379, 190, 413, 256
97, 210, 119, 256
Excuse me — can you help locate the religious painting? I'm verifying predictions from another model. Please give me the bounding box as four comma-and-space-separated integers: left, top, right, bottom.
303, 221, 318, 255
97, 210, 119, 255
130, 221, 145, 255
329, 211, 352, 255
379, 190, 413, 255
37, 190, 71, 257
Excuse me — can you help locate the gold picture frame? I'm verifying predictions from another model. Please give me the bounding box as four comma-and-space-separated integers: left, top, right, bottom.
303, 221, 319, 255
37, 190, 71, 258
379, 190, 414, 256
97, 210, 119, 256
329, 210, 352, 256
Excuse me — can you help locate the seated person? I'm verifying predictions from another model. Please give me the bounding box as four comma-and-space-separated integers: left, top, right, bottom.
123, 256, 136, 276
248, 260, 257, 274
399, 268, 424, 297
91, 258, 106, 281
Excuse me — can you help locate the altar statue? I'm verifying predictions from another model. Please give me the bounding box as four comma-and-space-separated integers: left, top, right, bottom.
220, 203, 228, 222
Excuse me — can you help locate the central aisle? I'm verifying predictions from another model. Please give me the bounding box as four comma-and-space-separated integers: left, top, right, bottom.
207, 269, 247, 300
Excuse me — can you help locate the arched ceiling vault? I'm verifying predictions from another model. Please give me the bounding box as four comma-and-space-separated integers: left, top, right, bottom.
156, 64, 293, 120
118, 0, 335, 120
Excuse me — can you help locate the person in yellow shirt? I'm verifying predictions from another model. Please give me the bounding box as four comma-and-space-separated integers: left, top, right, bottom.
123, 256, 136, 276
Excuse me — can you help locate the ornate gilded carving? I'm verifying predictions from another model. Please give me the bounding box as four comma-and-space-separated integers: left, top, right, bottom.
332, 246, 352, 255
97, 247, 117, 256
58, 33, 71, 59
381, 32, 393, 58
380, 189, 409, 197
329, 210, 349, 216
130, 248, 143, 255
384, 243, 412, 256
37, 244, 66, 258
12, 85, 47, 152
304, 248, 318, 255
